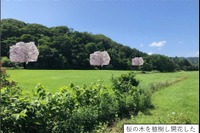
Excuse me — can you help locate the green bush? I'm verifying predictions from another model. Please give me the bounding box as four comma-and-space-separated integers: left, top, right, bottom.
1, 72, 153, 133
1, 57, 18, 68
111, 71, 139, 93
111, 72, 153, 117
1, 83, 118, 133
0, 67, 17, 88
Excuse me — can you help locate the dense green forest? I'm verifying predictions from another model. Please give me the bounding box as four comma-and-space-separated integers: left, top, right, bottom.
0, 18, 199, 71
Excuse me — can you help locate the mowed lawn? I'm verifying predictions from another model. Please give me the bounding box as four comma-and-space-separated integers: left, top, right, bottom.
150, 71, 199, 123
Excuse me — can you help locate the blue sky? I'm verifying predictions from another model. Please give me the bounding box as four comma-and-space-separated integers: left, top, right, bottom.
1, 0, 199, 57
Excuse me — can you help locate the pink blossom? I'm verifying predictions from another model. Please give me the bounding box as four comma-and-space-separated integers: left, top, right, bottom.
9, 42, 39, 64
90, 51, 110, 67
132, 57, 144, 66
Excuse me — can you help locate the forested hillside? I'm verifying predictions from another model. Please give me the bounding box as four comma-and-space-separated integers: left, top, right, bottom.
1, 18, 198, 71
187, 57, 199, 68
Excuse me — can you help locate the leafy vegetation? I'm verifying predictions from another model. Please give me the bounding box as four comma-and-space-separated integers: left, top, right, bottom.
1, 68, 198, 132
107, 71, 199, 132
1, 18, 198, 71
1, 70, 152, 133
0, 66, 16, 88
1, 17, 198, 132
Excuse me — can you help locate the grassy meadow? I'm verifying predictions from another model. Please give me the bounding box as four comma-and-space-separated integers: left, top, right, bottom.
7, 70, 192, 93
7, 70, 131, 94
110, 71, 199, 132
6, 70, 199, 125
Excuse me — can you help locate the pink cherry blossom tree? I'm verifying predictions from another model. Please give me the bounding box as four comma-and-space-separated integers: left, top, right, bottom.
90, 51, 110, 69
132, 57, 144, 70
132, 57, 144, 66
9, 42, 39, 69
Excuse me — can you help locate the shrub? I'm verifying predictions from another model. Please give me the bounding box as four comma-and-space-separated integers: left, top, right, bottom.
1, 72, 154, 132
111, 72, 153, 117
1, 82, 119, 132
1, 56, 18, 68
0, 67, 17, 87
111, 71, 139, 93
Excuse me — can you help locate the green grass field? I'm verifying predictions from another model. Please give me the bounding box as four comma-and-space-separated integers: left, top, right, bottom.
151, 71, 199, 123
7, 70, 191, 92
7, 70, 131, 94
6, 70, 199, 125
111, 71, 199, 132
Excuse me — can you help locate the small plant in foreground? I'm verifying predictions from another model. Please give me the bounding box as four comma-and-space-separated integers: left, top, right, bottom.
158, 112, 192, 124
165, 112, 192, 124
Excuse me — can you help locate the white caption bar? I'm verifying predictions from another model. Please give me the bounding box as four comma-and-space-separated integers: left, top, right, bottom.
124, 124, 199, 133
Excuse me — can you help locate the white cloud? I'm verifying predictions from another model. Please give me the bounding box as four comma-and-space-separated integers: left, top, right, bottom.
140, 43, 144, 47
148, 52, 153, 55
149, 40, 166, 48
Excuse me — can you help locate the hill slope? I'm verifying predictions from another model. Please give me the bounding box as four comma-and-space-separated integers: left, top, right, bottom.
1, 18, 198, 71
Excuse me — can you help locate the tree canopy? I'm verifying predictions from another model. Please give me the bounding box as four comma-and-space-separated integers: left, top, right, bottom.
1, 18, 198, 71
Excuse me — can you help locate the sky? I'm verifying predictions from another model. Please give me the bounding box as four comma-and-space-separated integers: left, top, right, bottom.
1, 0, 199, 57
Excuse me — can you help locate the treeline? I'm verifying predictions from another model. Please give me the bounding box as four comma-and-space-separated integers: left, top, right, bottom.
1, 18, 199, 71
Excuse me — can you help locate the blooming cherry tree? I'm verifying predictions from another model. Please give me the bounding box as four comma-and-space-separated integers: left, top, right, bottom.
132, 57, 144, 66
9, 42, 39, 68
90, 51, 110, 69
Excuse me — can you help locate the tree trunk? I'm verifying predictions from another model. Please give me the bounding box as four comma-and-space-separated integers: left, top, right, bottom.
23, 62, 27, 69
